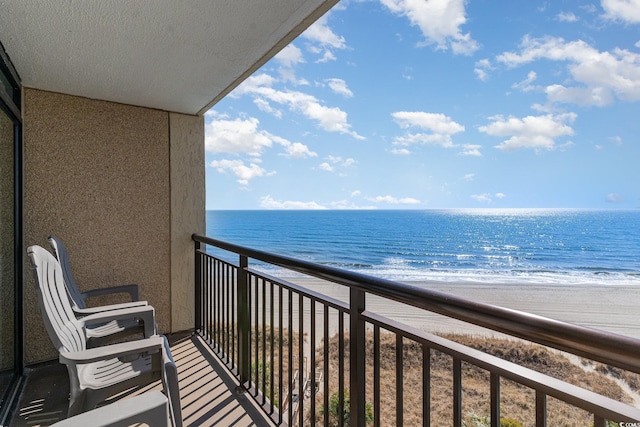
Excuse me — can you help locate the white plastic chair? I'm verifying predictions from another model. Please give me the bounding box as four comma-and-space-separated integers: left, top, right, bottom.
27, 245, 182, 427
48, 235, 147, 314
51, 390, 169, 427
48, 236, 153, 344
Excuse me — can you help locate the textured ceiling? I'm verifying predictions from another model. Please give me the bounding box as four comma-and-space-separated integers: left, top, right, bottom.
0, 0, 337, 115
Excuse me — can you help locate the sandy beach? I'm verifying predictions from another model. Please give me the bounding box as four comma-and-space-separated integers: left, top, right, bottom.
282, 277, 640, 340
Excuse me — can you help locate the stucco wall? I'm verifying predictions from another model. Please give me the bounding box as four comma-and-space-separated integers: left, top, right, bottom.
170, 113, 205, 332
23, 89, 203, 363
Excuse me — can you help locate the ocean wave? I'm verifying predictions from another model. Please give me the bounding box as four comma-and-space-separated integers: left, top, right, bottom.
249, 263, 640, 286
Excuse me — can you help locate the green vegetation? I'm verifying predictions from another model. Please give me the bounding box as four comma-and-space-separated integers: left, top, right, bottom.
319, 391, 374, 427
466, 413, 524, 427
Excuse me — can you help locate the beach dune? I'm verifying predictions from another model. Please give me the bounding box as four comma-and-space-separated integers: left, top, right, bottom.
285, 277, 640, 340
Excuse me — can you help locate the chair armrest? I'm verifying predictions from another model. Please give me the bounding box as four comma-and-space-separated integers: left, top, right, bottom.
73, 300, 148, 315
81, 283, 140, 302
60, 336, 165, 364
80, 305, 156, 338
51, 390, 168, 427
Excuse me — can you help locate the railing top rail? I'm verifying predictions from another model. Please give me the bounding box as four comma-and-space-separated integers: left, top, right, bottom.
193, 234, 640, 373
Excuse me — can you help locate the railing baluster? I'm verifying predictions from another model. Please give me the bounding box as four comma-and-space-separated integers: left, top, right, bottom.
593, 415, 606, 427
453, 357, 462, 427
490, 372, 500, 427
288, 289, 293, 427
203, 257, 208, 342
237, 254, 250, 388
338, 312, 344, 427
262, 278, 267, 405
350, 287, 366, 427
536, 390, 546, 427
195, 241, 201, 332
208, 257, 213, 346
278, 284, 284, 424
227, 262, 231, 362
423, 343, 430, 427
204, 255, 209, 340
298, 293, 305, 427
324, 305, 330, 427
249, 276, 261, 396
374, 325, 380, 427
216, 259, 220, 351
214, 262, 222, 354
310, 298, 316, 427
231, 264, 236, 368
396, 335, 404, 427
269, 280, 275, 414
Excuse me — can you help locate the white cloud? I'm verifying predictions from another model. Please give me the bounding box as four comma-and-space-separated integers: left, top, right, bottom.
316, 50, 337, 63
260, 195, 327, 210
380, 0, 479, 55
210, 159, 273, 186
471, 193, 492, 203
497, 36, 640, 106
606, 193, 625, 203
328, 200, 378, 209
233, 73, 277, 93
253, 98, 282, 118
319, 162, 334, 172
479, 113, 577, 152
326, 78, 354, 97
601, 0, 640, 23
474, 58, 494, 81
302, 14, 347, 49
275, 44, 305, 68
319, 156, 357, 173
301, 14, 347, 63
471, 192, 507, 203
274, 44, 309, 85
351, 190, 361, 197
205, 117, 273, 156
391, 148, 412, 155
609, 135, 623, 145
393, 111, 465, 133
459, 144, 482, 156
367, 195, 421, 205
205, 115, 316, 160
556, 12, 578, 22
391, 111, 464, 148
234, 74, 364, 139
512, 71, 538, 93
462, 173, 475, 181
281, 142, 317, 158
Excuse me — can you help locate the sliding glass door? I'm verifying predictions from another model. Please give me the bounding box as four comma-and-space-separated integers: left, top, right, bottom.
0, 104, 15, 407
0, 44, 21, 424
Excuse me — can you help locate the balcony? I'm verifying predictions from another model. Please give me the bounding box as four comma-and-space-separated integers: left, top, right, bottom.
11, 333, 268, 426
11, 234, 640, 426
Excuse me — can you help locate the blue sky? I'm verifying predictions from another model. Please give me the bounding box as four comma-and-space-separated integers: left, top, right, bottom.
205, 0, 640, 210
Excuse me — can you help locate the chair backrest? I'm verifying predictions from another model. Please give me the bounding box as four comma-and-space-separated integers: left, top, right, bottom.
27, 245, 87, 353
48, 236, 87, 310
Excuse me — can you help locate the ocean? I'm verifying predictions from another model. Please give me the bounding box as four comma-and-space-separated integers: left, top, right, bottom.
205, 209, 640, 285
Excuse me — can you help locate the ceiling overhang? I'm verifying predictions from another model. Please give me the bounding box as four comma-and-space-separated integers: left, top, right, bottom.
0, 0, 338, 115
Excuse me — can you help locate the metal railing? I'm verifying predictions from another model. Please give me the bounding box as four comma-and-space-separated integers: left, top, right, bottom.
193, 234, 640, 427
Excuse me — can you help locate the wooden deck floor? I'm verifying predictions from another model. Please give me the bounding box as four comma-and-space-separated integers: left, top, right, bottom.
11, 334, 272, 426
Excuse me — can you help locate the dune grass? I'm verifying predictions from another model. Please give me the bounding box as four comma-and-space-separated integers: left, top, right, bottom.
309, 331, 638, 427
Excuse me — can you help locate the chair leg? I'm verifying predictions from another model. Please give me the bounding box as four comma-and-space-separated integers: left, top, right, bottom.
67, 389, 87, 418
